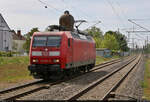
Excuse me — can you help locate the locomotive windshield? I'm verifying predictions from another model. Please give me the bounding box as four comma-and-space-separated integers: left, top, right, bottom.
32, 36, 61, 47
32, 36, 47, 47
47, 36, 61, 47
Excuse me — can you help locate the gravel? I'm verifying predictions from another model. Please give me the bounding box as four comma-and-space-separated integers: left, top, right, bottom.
18, 56, 133, 100
114, 55, 145, 100
77, 55, 139, 100
0, 79, 39, 91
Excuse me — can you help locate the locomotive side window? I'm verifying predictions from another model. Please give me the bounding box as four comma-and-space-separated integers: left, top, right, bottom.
47, 36, 61, 47
32, 36, 47, 47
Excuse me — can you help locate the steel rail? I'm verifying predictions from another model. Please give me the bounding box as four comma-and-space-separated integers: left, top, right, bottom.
0, 79, 44, 94
0, 56, 123, 94
89, 55, 132, 73
67, 55, 137, 100
1, 80, 62, 101
95, 56, 128, 67
0, 55, 133, 101
101, 55, 141, 100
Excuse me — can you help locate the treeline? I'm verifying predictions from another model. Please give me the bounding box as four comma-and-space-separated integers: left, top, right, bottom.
23, 28, 39, 53
144, 44, 150, 54
86, 26, 129, 52
23, 26, 129, 53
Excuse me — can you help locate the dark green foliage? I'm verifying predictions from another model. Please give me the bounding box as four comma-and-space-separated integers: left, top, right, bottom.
0, 51, 18, 57
86, 26, 103, 38
101, 34, 119, 50
23, 28, 39, 53
85, 27, 129, 51
144, 44, 150, 54
105, 31, 129, 51
86, 26, 103, 48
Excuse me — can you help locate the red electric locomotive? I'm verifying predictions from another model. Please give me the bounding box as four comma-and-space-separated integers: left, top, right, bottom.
28, 30, 96, 79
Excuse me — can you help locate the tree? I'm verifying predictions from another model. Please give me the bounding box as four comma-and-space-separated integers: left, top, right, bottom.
23, 28, 39, 53
105, 31, 129, 51
86, 26, 103, 38
101, 34, 119, 50
86, 26, 103, 48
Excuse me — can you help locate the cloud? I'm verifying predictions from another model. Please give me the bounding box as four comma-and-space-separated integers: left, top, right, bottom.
0, 0, 150, 47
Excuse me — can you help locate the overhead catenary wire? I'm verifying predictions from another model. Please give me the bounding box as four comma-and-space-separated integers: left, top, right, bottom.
114, 1, 129, 22
127, 19, 150, 47
60, 0, 108, 30
60, 0, 91, 20
84, 21, 101, 30
37, 0, 115, 33
128, 19, 150, 32
104, 0, 126, 29
135, 33, 146, 40
61, 0, 69, 11
129, 19, 150, 21
37, 0, 63, 13
60, 0, 83, 19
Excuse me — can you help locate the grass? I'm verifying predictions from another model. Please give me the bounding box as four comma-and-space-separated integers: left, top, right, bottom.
0, 56, 33, 83
142, 58, 150, 100
0, 56, 29, 65
0, 55, 119, 83
96, 55, 120, 65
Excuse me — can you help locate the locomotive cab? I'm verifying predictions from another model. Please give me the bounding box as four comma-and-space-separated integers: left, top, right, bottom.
28, 32, 69, 79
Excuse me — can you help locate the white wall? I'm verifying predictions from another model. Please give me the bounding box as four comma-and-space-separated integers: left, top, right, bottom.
12, 40, 26, 53
0, 14, 12, 51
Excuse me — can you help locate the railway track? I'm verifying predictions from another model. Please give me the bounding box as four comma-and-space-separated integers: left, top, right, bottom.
0, 79, 46, 101
18, 55, 135, 100
0, 55, 133, 101
105, 55, 143, 101
67, 55, 141, 101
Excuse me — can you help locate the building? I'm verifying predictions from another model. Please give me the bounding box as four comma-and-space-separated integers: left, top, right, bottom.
0, 13, 13, 51
12, 30, 26, 53
96, 48, 112, 58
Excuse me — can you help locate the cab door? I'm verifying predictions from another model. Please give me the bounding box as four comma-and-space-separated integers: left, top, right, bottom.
67, 38, 73, 68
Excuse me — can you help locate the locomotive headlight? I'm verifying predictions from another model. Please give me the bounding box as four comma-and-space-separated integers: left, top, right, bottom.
32, 51, 42, 56
32, 59, 38, 62
49, 51, 60, 56
53, 59, 59, 63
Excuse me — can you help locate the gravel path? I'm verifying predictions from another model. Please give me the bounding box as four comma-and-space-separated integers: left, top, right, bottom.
18, 56, 133, 100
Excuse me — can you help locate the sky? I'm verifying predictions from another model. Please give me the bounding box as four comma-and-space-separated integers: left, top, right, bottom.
0, 0, 150, 48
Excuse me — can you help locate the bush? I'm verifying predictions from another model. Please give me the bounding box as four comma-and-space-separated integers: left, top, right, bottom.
0, 51, 19, 57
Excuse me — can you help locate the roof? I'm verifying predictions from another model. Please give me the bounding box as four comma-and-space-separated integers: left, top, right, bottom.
0, 13, 11, 30
12, 30, 26, 40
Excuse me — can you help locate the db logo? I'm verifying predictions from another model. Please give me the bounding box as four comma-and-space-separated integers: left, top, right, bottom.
42, 51, 49, 56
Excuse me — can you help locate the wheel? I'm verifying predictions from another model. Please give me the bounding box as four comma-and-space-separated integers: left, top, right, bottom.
87, 66, 90, 72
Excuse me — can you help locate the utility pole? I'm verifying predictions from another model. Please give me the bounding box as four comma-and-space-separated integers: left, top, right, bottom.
132, 38, 135, 54
147, 36, 149, 52
118, 28, 120, 34
145, 40, 147, 48
127, 31, 130, 42
147, 36, 148, 45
